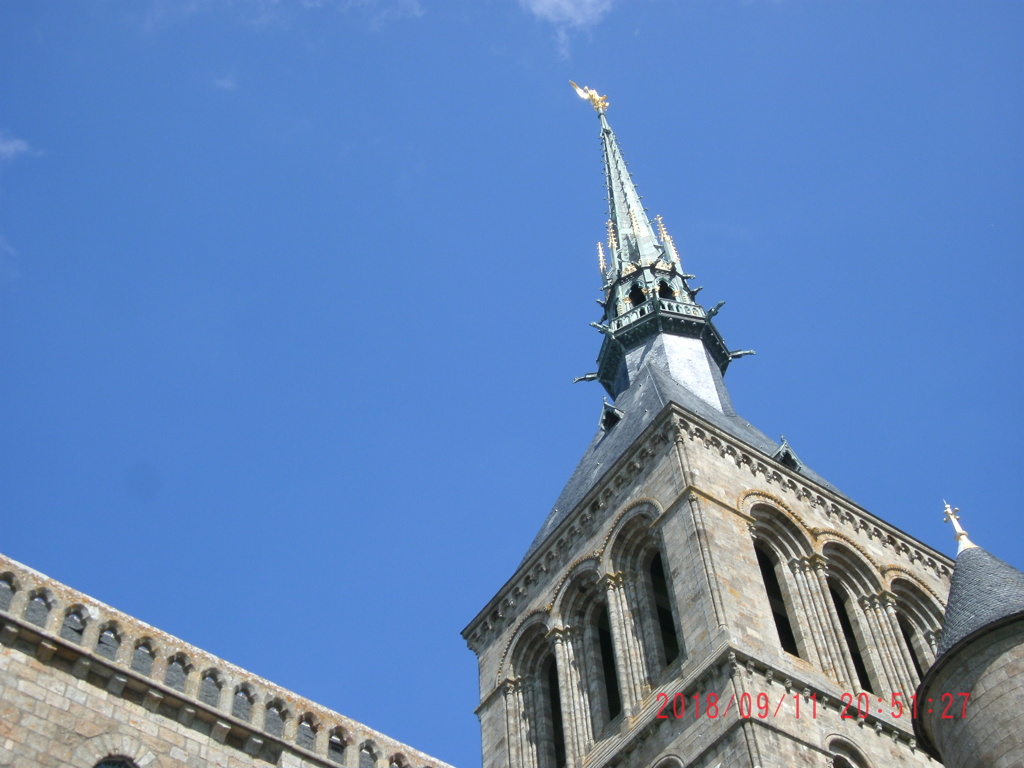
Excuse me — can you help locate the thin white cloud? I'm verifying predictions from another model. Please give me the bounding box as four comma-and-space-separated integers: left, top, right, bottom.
0, 132, 31, 163
213, 75, 237, 90
519, 0, 612, 28
0, 236, 20, 290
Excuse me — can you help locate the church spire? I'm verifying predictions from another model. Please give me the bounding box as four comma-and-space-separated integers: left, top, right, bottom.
571, 84, 742, 410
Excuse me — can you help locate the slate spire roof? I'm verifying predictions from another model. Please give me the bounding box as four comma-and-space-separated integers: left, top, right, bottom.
521, 87, 847, 562
934, 538, 1024, 657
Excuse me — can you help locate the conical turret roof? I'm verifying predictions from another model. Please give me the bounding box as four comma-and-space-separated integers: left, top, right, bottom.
935, 545, 1024, 656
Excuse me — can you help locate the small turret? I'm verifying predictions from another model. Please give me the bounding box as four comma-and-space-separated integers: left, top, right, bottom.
914, 504, 1024, 768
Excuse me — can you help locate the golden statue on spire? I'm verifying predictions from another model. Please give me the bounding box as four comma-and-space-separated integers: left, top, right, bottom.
570, 81, 608, 112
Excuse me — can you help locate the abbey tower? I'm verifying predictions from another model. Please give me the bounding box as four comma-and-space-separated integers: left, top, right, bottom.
462, 86, 956, 768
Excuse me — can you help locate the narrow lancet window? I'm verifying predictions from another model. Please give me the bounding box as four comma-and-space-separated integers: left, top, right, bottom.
649, 552, 680, 665
755, 546, 800, 657
544, 656, 567, 768
897, 613, 926, 681
596, 604, 622, 720
658, 281, 673, 299
829, 582, 874, 693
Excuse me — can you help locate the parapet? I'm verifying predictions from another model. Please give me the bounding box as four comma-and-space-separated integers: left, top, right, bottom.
0, 552, 454, 768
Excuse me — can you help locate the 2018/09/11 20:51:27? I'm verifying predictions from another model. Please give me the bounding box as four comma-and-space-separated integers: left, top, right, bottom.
653, 691, 970, 720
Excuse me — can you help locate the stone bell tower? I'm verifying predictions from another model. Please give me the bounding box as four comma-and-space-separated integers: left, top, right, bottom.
462, 85, 957, 768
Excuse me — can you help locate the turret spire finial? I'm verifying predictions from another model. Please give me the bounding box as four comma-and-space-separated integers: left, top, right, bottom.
570, 81, 608, 113
943, 501, 979, 553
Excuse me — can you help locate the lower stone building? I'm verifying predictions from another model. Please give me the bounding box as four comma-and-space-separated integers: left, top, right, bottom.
0, 551, 454, 768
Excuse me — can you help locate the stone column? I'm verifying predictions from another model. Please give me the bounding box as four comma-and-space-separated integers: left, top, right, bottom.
787, 557, 823, 668
602, 572, 646, 715
504, 677, 535, 768
811, 561, 856, 689
880, 593, 918, 692
858, 596, 897, 694
550, 627, 592, 766
801, 556, 840, 682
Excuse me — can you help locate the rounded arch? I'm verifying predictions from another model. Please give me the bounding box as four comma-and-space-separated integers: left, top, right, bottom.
508, 617, 553, 679
552, 564, 602, 626
72, 733, 162, 768
606, 501, 661, 574
889, 576, 944, 630
820, 540, 883, 597
498, 608, 551, 680
825, 736, 872, 768
747, 501, 814, 560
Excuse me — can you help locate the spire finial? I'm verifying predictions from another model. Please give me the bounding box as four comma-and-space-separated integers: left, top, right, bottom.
597, 242, 607, 274
656, 214, 681, 266
570, 81, 608, 113
943, 501, 979, 553
606, 219, 618, 254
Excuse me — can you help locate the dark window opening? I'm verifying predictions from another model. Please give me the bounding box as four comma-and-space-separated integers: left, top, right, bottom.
96, 629, 120, 660
829, 583, 874, 693
265, 704, 285, 737
544, 655, 566, 768
165, 658, 187, 691
297, 719, 316, 749
329, 734, 347, 763
756, 546, 800, 657
596, 605, 622, 720
60, 611, 86, 644
649, 553, 680, 665
360, 748, 376, 768
658, 282, 673, 299
199, 674, 221, 707
0, 579, 14, 611
628, 284, 645, 307
131, 645, 154, 676
25, 595, 49, 627
897, 613, 926, 680
232, 689, 253, 721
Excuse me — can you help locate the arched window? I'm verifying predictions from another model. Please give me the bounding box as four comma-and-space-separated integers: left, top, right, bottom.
754, 545, 800, 657
544, 655, 567, 768
164, 655, 189, 691
360, 745, 377, 768
95, 760, 138, 768
891, 577, 943, 683
657, 281, 674, 299
828, 580, 874, 693
96, 626, 120, 660
328, 729, 348, 763
199, 672, 222, 707
130, 643, 154, 676
628, 283, 645, 307
232, 686, 253, 721
828, 738, 871, 768
0, 575, 15, 611
594, 603, 622, 722
60, 609, 87, 644
264, 701, 286, 737
896, 613, 925, 680
297, 715, 317, 750
24, 593, 50, 627
647, 552, 680, 666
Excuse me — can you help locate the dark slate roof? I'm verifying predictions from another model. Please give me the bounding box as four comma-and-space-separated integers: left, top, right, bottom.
935, 546, 1024, 656
521, 362, 848, 562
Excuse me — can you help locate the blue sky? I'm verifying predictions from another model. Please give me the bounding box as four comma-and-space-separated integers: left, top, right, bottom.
1, 2, 1022, 766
